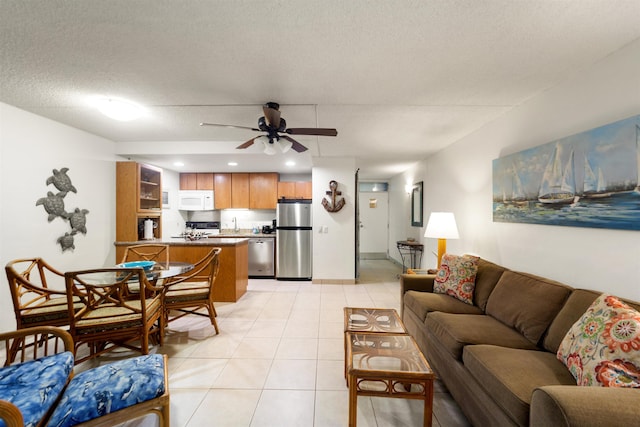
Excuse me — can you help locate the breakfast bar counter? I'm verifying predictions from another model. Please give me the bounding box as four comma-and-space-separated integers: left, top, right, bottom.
115, 238, 249, 302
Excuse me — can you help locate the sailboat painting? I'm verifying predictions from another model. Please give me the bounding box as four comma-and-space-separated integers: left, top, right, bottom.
493, 114, 640, 230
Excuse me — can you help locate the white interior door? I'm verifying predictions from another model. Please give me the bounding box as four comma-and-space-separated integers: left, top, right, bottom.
358, 191, 389, 256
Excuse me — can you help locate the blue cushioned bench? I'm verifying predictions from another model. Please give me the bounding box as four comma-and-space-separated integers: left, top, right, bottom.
0, 327, 169, 427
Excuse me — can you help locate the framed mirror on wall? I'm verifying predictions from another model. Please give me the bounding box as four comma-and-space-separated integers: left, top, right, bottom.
411, 181, 423, 227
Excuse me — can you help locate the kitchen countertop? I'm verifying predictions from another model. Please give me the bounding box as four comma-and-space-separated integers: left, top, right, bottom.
115, 237, 249, 246
215, 233, 275, 238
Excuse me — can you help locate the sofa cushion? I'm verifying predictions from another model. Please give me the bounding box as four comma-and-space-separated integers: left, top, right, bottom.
426, 312, 538, 361
485, 270, 572, 345
463, 345, 576, 426
404, 291, 483, 323
47, 354, 166, 427
473, 258, 508, 311
0, 351, 74, 427
433, 254, 479, 305
557, 294, 640, 387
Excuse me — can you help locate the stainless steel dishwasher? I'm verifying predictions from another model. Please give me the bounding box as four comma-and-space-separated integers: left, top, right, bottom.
248, 237, 275, 278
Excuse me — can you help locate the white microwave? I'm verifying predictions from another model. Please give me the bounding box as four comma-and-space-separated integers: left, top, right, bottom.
178, 190, 215, 211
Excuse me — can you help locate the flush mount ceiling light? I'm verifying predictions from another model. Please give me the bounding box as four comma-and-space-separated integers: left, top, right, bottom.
173, 161, 184, 167
94, 97, 146, 121
227, 162, 238, 166
285, 161, 296, 167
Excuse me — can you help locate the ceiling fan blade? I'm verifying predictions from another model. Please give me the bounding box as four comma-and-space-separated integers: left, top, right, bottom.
281, 135, 308, 153
285, 128, 338, 137
236, 136, 260, 149
262, 104, 281, 128
200, 122, 259, 131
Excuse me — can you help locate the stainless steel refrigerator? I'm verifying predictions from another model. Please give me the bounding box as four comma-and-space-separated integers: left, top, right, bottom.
276, 200, 312, 280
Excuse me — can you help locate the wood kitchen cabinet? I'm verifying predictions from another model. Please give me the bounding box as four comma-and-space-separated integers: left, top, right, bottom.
250, 173, 278, 209
116, 161, 162, 241
278, 181, 312, 200
231, 173, 250, 208
214, 173, 232, 209
181, 172, 279, 209
180, 173, 214, 190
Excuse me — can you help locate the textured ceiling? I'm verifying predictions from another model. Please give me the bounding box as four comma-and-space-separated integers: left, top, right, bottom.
1, 1, 639, 178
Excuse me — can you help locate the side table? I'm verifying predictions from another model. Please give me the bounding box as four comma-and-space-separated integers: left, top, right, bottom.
346, 332, 435, 427
343, 307, 406, 385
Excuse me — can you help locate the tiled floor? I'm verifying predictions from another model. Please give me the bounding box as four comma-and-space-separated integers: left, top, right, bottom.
101, 260, 471, 427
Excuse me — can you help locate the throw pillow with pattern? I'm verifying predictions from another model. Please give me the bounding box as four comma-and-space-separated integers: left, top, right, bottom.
433, 254, 479, 305
557, 293, 640, 387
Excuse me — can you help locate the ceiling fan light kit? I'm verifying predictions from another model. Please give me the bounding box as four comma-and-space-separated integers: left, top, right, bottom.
200, 102, 338, 154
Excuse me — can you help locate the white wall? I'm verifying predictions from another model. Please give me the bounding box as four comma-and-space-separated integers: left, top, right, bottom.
312, 157, 356, 281
0, 102, 118, 330
389, 38, 640, 300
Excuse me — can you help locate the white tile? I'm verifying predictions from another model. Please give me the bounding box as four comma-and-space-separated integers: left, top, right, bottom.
319, 321, 344, 339
275, 337, 318, 359
264, 359, 317, 390
192, 334, 243, 358
124, 260, 470, 427
245, 320, 287, 338
233, 337, 281, 359
316, 359, 348, 390
250, 390, 315, 427
314, 390, 378, 427
317, 338, 344, 360
166, 388, 208, 427
257, 307, 292, 320
370, 396, 428, 427
213, 358, 272, 389
186, 389, 261, 427
282, 320, 319, 338
289, 308, 320, 321
169, 358, 228, 389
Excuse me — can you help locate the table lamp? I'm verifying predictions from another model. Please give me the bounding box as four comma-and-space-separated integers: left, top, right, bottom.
424, 212, 459, 268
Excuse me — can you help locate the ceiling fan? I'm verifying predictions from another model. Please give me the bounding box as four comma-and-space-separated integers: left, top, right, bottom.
200, 102, 338, 154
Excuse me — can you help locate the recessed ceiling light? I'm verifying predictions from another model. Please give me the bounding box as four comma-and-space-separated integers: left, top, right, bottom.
173, 162, 184, 167
94, 97, 146, 121
228, 162, 238, 166
285, 161, 296, 167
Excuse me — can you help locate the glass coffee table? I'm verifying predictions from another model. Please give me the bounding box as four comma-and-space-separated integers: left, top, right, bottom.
343, 308, 407, 384
346, 332, 434, 427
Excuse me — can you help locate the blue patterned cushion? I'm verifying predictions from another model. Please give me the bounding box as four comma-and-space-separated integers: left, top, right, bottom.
46, 354, 165, 427
0, 352, 74, 427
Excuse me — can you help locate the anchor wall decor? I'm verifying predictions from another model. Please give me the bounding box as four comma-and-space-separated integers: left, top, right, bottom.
322, 180, 346, 213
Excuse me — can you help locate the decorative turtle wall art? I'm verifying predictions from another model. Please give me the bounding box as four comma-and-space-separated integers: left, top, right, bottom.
36, 167, 89, 252
46, 168, 77, 193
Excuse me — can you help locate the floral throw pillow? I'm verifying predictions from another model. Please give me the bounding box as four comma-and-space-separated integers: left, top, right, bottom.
433, 254, 479, 305
557, 293, 640, 387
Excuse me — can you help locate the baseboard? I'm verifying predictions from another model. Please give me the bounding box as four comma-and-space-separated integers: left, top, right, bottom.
359, 252, 388, 260
312, 278, 357, 285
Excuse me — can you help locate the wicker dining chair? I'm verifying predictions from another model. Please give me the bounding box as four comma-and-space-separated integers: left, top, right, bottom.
162, 247, 222, 334
120, 244, 169, 265
119, 244, 170, 296
5, 258, 79, 330
65, 267, 164, 364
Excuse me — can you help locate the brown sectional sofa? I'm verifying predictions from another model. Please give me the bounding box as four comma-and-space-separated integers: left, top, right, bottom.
401, 258, 639, 426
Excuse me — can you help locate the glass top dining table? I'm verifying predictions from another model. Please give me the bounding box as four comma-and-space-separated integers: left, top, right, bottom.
74, 262, 194, 285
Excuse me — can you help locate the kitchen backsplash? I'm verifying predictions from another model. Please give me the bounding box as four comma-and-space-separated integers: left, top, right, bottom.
189, 209, 276, 231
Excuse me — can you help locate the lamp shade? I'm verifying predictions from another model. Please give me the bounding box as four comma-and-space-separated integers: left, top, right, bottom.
424, 212, 459, 239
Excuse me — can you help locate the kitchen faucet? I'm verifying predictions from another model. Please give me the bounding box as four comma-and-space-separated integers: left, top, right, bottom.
233, 216, 239, 232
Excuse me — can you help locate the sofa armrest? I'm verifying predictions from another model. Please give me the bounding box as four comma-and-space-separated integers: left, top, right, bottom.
400, 273, 436, 295
530, 385, 639, 426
